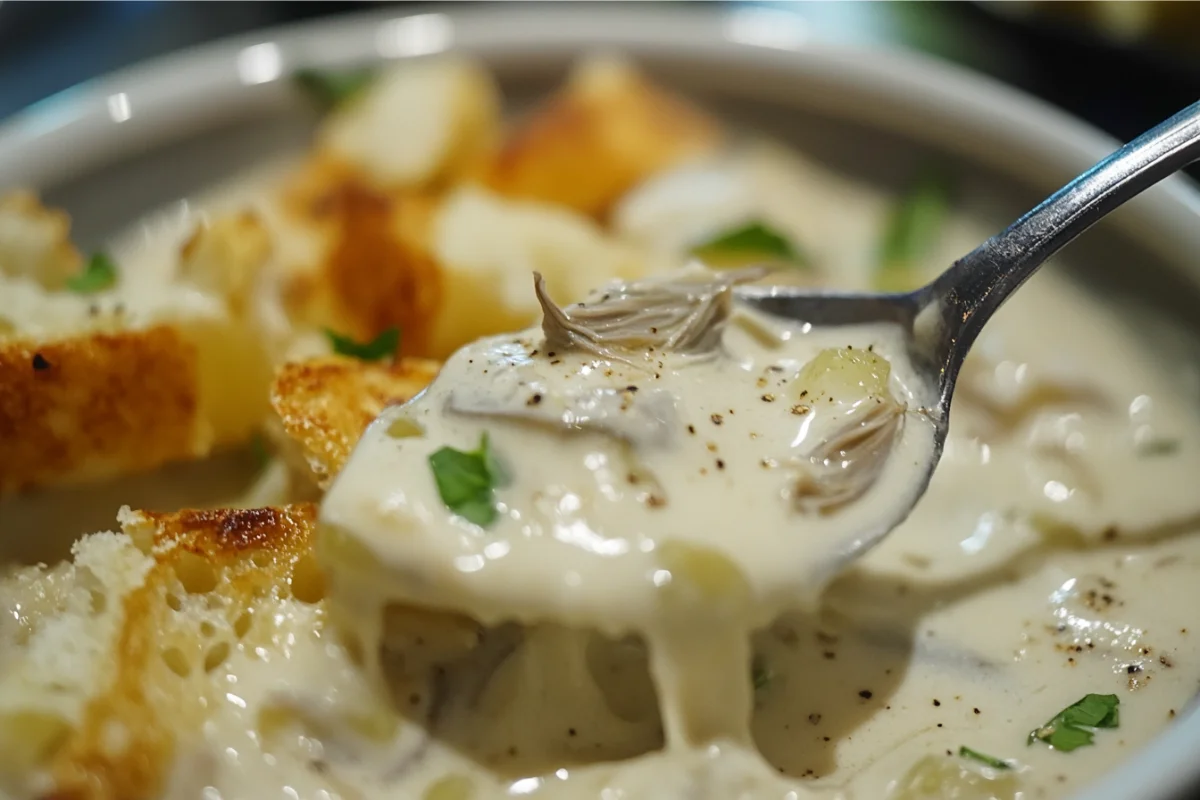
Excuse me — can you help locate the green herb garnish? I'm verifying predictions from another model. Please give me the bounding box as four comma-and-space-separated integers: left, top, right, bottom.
324, 327, 399, 362
958, 746, 1011, 770
66, 252, 118, 294
875, 167, 952, 291
1137, 437, 1180, 458
428, 433, 505, 527
1028, 693, 1119, 752
249, 432, 272, 471
294, 69, 376, 111
751, 656, 772, 691
690, 221, 807, 269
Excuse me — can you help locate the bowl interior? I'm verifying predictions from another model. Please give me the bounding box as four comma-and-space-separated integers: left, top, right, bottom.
4, 9, 1200, 800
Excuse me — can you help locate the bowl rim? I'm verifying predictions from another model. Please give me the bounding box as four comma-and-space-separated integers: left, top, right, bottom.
1, 6, 1197, 800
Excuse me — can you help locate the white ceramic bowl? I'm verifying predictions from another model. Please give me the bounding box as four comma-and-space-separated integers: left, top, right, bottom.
1, 7, 1198, 799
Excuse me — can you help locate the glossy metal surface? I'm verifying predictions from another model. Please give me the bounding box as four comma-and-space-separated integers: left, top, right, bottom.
740, 98, 1200, 565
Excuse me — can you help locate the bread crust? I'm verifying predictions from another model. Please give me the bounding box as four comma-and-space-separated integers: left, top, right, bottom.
0, 327, 201, 495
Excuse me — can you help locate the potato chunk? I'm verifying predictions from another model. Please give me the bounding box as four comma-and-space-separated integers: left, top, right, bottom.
797, 347, 892, 403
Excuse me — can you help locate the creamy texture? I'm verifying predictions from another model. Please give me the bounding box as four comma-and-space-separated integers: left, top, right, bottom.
7, 137, 1200, 800
320, 267, 936, 629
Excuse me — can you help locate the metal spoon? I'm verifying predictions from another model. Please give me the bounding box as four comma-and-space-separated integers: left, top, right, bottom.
737, 99, 1200, 577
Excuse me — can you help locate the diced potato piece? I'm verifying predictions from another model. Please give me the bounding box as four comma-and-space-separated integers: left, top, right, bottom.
319, 57, 500, 189
0, 191, 82, 289
178, 211, 272, 313
481, 56, 720, 218
796, 347, 892, 404
892, 755, 1020, 800
428, 185, 652, 358
424, 775, 475, 800
655, 541, 750, 609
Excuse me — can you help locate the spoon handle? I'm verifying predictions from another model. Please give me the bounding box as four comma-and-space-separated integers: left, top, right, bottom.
926, 99, 1200, 406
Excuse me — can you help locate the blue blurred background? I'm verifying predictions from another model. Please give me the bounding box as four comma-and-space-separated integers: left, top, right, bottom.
0, 1, 1197, 168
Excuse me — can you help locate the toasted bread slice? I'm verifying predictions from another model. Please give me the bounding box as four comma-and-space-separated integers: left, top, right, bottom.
269, 355, 441, 488
0, 199, 274, 495
480, 56, 721, 219
0, 503, 319, 799
0, 501, 490, 799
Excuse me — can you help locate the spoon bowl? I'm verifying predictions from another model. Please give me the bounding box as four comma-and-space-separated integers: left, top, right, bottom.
737, 98, 1200, 577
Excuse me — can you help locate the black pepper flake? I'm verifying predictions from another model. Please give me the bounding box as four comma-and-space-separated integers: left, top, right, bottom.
625, 385, 638, 393
822, 651, 836, 660
1127, 664, 1142, 674
31, 353, 51, 371
687, 425, 696, 435
716, 459, 726, 470
858, 690, 873, 699
526, 393, 543, 406
568, 728, 577, 737
808, 713, 821, 724
547, 352, 557, 358
932, 699, 941, 707
799, 390, 809, 398
710, 413, 724, 425
973, 707, 981, 715
761, 394, 776, 402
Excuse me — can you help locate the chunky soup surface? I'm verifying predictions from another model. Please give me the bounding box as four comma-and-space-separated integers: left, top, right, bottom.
2, 55, 1199, 800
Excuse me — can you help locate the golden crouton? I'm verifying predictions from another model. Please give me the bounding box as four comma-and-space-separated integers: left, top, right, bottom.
481, 56, 721, 219
270, 355, 441, 487
0, 191, 83, 289
0, 328, 199, 495
276, 176, 444, 358
0, 315, 272, 496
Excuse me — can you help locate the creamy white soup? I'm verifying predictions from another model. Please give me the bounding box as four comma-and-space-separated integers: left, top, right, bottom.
4, 111, 1200, 800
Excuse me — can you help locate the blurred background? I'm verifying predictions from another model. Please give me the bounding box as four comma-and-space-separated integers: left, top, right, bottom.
0, 0, 1198, 173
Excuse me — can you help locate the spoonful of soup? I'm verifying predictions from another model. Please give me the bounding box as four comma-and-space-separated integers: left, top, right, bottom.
317, 100, 1200, 675
733, 98, 1200, 581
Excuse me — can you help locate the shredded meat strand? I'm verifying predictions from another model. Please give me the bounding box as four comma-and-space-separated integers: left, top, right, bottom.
794, 399, 906, 515
534, 267, 770, 362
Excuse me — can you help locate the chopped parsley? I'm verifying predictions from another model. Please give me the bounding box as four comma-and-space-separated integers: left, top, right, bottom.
248, 432, 272, 470
751, 656, 772, 691
66, 252, 118, 294
294, 68, 376, 111
324, 327, 399, 361
1028, 693, 1119, 752
1137, 437, 1180, 458
690, 221, 807, 269
958, 746, 1011, 770
428, 433, 505, 527
874, 167, 952, 291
